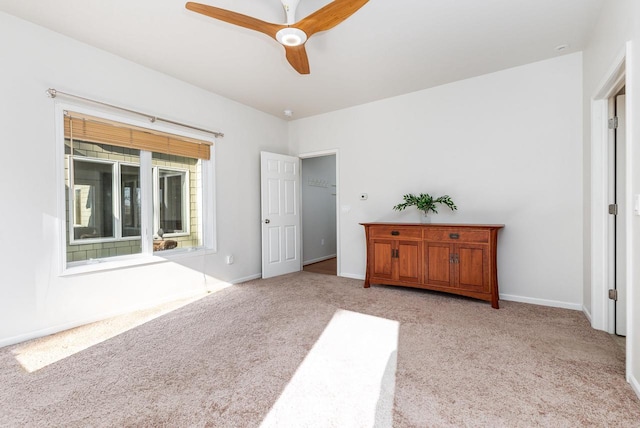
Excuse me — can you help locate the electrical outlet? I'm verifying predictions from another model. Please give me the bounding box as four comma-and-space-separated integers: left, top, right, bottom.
226, 255, 234, 265
321, 238, 325, 246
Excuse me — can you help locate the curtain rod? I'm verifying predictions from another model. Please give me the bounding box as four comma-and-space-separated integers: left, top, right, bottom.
46, 88, 224, 138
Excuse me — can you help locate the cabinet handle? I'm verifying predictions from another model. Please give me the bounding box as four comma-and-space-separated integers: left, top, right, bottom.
449, 233, 459, 239
391, 231, 400, 236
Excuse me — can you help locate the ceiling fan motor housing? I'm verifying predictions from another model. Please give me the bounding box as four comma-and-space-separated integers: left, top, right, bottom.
280, 0, 300, 24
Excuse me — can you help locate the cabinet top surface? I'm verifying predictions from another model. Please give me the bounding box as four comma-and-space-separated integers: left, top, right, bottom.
360, 222, 504, 229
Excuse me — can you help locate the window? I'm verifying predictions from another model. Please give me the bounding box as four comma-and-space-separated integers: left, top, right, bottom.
62, 110, 213, 269
155, 166, 189, 236
121, 164, 142, 238
70, 156, 140, 242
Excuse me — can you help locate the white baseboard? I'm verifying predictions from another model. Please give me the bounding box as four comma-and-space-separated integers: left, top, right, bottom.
630, 373, 640, 400
582, 305, 593, 323
229, 273, 262, 284
331, 285, 582, 311
0, 273, 593, 349
499, 294, 582, 311
303, 254, 337, 266
0, 272, 264, 349
0, 286, 215, 349
339, 272, 365, 280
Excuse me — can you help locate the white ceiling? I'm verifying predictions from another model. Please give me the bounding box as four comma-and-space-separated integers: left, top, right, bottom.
0, 0, 604, 119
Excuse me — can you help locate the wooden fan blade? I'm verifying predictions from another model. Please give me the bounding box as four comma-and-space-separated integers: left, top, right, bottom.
296, 0, 369, 38
185, 2, 284, 39
284, 45, 310, 74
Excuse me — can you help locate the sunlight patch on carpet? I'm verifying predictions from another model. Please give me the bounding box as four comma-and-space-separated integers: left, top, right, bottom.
260, 309, 399, 428
12, 284, 230, 373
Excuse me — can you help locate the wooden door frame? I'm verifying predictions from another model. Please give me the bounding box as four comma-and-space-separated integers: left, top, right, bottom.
299, 149, 341, 276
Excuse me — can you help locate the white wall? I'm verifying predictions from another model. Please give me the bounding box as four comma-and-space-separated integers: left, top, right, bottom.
289, 53, 584, 309
301, 155, 337, 264
0, 12, 288, 346
582, 0, 640, 397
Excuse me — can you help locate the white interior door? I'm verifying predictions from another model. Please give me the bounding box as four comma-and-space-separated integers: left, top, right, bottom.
261, 151, 301, 278
615, 94, 627, 336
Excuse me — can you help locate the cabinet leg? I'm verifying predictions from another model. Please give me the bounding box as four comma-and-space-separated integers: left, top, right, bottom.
491, 295, 499, 309
364, 279, 370, 288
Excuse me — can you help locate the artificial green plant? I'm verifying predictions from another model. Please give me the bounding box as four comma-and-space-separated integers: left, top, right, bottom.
393, 193, 457, 215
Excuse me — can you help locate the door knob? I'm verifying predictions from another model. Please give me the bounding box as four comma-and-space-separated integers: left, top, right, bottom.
264, 219, 270, 224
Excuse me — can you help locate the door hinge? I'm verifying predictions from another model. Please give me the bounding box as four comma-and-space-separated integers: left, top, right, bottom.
608, 204, 618, 215
608, 289, 618, 301
608, 117, 619, 129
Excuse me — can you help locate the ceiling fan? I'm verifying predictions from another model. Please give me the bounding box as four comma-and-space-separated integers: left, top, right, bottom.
185, 0, 369, 74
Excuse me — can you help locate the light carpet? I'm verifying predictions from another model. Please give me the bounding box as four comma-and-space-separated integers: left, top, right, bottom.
1, 272, 639, 427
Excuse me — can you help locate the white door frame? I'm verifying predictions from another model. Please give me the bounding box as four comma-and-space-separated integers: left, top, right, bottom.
299, 149, 340, 276
590, 44, 628, 332
589, 42, 633, 381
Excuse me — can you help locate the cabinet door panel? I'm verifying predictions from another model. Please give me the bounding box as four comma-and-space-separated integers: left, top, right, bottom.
398, 240, 421, 283
371, 240, 393, 280
458, 244, 490, 292
425, 243, 454, 287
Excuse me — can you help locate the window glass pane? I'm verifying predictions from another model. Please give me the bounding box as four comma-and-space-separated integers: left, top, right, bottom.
73, 159, 114, 240
121, 165, 141, 237
152, 153, 202, 251
159, 170, 185, 233
65, 138, 142, 264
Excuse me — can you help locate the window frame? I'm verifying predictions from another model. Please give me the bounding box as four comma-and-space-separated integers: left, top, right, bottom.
120, 163, 143, 239
55, 102, 217, 276
153, 165, 191, 238
69, 157, 144, 245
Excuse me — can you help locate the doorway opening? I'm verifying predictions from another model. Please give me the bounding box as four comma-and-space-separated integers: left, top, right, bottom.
300, 151, 338, 276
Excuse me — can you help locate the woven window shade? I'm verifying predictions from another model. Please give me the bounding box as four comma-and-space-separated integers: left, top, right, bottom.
64, 111, 211, 160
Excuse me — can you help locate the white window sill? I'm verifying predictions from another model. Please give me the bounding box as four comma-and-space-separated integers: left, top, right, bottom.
60, 247, 214, 277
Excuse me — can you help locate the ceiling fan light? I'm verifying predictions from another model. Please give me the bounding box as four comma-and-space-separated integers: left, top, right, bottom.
276, 28, 307, 46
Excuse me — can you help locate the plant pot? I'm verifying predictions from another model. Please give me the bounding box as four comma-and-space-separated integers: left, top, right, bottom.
419, 211, 431, 223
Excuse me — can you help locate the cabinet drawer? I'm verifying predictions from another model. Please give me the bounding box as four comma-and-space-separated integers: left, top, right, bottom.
424, 228, 489, 243
369, 226, 422, 239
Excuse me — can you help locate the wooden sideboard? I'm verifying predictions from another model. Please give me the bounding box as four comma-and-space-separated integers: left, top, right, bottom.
361, 223, 504, 308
